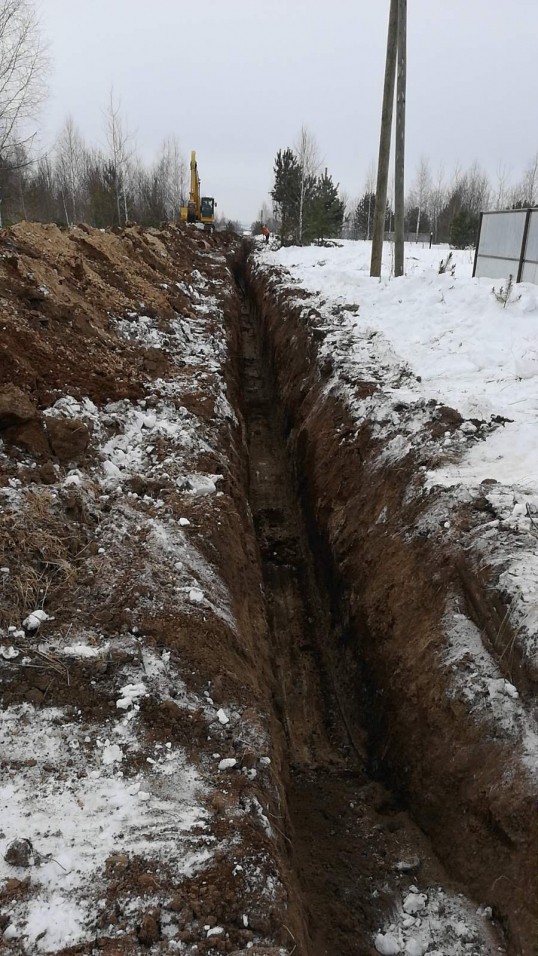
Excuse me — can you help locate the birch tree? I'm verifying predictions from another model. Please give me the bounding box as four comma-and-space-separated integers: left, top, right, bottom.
105, 89, 134, 225
409, 157, 431, 239
155, 136, 187, 220
429, 164, 446, 242
0, 0, 48, 157
493, 162, 511, 210
295, 125, 321, 244
55, 115, 85, 224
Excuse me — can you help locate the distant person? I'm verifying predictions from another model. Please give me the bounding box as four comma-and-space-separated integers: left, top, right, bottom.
261, 224, 270, 245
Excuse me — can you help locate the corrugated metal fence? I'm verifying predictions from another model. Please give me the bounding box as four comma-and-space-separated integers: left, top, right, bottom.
473, 208, 538, 283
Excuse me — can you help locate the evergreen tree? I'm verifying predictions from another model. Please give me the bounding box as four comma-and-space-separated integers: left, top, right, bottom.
306, 170, 344, 242
449, 208, 479, 249
271, 148, 301, 242
85, 158, 118, 228
353, 192, 391, 240
437, 189, 462, 244
296, 171, 317, 241
437, 168, 489, 243
405, 205, 431, 237
354, 192, 375, 239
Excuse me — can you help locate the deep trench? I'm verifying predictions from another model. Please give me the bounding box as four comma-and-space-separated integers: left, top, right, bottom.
234, 272, 501, 956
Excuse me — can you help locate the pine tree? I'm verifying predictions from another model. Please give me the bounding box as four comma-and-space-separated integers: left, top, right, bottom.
271, 148, 301, 242
306, 170, 344, 242
353, 193, 391, 240
449, 208, 479, 249
354, 192, 376, 239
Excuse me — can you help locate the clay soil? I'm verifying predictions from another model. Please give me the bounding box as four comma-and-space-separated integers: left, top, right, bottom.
0, 222, 530, 956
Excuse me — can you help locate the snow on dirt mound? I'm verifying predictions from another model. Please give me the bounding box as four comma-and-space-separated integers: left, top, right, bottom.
0, 224, 293, 954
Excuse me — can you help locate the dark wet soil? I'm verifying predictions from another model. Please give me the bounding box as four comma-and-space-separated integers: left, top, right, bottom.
238, 290, 489, 956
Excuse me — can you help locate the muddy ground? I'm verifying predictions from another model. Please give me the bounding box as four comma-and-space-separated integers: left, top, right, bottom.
0, 223, 533, 956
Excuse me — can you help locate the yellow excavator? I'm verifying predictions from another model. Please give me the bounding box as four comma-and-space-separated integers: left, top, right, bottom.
180, 151, 216, 231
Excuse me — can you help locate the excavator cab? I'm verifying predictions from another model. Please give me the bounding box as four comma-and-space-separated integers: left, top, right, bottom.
198, 193, 216, 232
200, 197, 215, 227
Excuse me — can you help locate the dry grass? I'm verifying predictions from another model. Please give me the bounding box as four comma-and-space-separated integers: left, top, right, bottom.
0, 488, 89, 628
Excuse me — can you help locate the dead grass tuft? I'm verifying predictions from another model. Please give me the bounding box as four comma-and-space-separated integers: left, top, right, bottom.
0, 488, 90, 628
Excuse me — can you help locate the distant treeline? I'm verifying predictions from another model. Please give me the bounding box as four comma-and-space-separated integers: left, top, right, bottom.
0, 106, 192, 229
256, 135, 538, 248
344, 157, 538, 248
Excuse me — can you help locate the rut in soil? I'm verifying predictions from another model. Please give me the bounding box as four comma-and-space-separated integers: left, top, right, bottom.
237, 289, 482, 956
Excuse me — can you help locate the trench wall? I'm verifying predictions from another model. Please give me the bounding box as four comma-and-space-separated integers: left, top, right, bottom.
245, 260, 536, 956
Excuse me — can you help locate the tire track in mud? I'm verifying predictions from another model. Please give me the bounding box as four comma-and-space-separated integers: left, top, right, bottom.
237, 288, 503, 956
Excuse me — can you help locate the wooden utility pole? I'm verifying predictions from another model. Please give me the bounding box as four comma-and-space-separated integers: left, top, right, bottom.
370, 0, 399, 277
394, 0, 407, 277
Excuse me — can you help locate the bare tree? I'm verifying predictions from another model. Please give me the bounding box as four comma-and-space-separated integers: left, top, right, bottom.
155, 136, 187, 220
461, 161, 491, 212
429, 163, 445, 242
519, 152, 538, 206
55, 114, 85, 224
295, 125, 321, 244
0, 0, 48, 157
364, 162, 376, 194
105, 89, 134, 225
409, 157, 431, 240
493, 162, 511, 210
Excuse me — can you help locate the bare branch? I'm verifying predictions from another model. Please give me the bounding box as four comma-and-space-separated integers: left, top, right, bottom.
0, 0, 49, 158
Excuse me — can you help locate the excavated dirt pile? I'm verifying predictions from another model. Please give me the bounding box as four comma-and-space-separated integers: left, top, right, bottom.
0, 223, 303, 955
0, 222, 532, 956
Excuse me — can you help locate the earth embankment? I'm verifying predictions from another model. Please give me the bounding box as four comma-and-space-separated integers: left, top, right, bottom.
244, 253, 536, 956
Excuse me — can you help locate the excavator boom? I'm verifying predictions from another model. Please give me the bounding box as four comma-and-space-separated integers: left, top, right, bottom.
180, 150, 215, 230
189, 151, 200, 209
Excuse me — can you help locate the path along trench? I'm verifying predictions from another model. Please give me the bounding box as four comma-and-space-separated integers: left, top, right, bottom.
234, 267, 506, 956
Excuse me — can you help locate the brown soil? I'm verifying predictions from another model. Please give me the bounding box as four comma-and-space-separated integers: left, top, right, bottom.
0, 223, 304, 954
237, 287, 496, 956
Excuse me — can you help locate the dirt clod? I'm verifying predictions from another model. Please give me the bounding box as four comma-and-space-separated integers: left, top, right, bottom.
0, 384, 37, 427
4, 839, 33, 868
137, 909, 161, 945
46, 416, 90, 462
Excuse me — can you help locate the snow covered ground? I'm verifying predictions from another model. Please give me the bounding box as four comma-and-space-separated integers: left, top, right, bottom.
267, 240, 538, 486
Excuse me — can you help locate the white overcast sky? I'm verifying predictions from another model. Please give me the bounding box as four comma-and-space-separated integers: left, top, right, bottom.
39, 0, 538, 224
